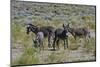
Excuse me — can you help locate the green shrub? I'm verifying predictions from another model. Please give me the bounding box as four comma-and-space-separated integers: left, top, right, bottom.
12, 47, 39, 65
84, 38, 96, 53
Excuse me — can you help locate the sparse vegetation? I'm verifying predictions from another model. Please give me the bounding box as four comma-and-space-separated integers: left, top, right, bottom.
12, 47, 39, 66
11, 0, 96, 66
84, 37, 96, 53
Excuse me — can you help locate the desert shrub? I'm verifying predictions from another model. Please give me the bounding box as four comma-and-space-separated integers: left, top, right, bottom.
84, 37, 96, 53
82, 16, 95, 30
86, 22, 95, 30
47, 52, 56, 63
82, 16, 95, 21
11, 20, 35, 48
47, 52, 65, 63
12, 47, 39, 65
69, 44, 80, 50
11, 22, 24, 42
68, 36, 80, 50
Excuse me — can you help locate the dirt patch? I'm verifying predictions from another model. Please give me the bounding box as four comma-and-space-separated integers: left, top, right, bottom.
11, 44, 24, 63
34, 46, 95, 64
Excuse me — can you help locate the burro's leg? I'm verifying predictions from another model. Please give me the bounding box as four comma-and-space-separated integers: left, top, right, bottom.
48, 35, 51, 48
66, 37, 68, 48
53, 37, 57, 51
64, 39, 66, 50
56, 39, 60, 50
42, 41, 44, 50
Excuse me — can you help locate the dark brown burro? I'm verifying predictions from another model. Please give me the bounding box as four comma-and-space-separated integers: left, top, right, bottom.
66, 23, 91, 40
26, 23, 55, 48
52, 24, 69, 50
